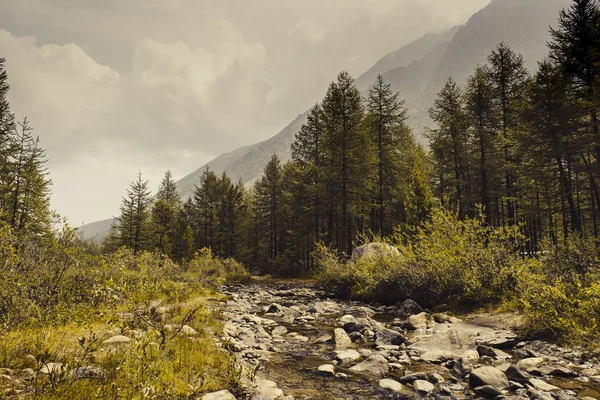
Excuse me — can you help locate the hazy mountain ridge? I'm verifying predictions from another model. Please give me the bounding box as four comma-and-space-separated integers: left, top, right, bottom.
80, 0, 572, 242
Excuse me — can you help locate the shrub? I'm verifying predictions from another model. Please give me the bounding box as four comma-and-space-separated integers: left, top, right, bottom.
316, 208, 527, 308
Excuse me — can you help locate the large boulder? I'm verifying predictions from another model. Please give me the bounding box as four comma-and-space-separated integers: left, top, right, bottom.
351, 243, 400, 262
398, 299, 424, 317
469, 366, 510, 391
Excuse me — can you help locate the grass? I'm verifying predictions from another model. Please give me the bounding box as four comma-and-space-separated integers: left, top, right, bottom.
0, 225, 250, 399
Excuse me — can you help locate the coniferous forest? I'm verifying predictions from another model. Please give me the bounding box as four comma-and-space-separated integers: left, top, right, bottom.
3, 1, 600, 399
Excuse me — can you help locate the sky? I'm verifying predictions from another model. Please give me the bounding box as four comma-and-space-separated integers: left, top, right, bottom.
0, 0, 489, 226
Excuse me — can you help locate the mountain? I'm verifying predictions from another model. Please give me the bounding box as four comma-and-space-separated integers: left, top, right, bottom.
80, 0, 571, 242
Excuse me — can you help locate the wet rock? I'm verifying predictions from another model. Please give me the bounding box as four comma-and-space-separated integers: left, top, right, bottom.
265, 303, 286, 314
333, 328, 352, 349
202, 390, 237, 400
313, 334, 332, 344
379, 378, 404, 393
336, 349, 361, 364
398, 299, 423, 317
349, 355, 389, 378
469, 366, 510, 391
398, 372, 428, 383
413, 379, 434, 394
404, 313, 428, 330
374, 328, 405, 346
318, 364, 335, 376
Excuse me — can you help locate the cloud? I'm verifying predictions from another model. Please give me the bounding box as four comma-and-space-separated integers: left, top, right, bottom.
288, 19, 327, 47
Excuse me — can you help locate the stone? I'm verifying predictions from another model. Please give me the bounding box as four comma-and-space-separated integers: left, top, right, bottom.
256, 379, 283, 399
404, 312, 428, 330
336, 349, 361, 364
333, 328, 352, 349
348, 332, 365, 344
505, 365, 532, 384
265, 303, 286, 314
477, 345, 511, 360
398, 299, 423, 317
318, 364, 335, 376
70, 366, 106, 380
538, 364, 576, 378
529, 378, 560, 392
420, 350, 455, 363
379, 378, 404, 393
474, 385, 503, 397
349, 355, 389, 379
374, 328, 405, 346
19, 368, 35, 381
413, 380, 435, 394
452, 357, 473, 378
469, 366, 510, 391
398, 372, 428, 383
39, 362, 63, 375
202, 390, 237, 400
102, 335, 132, 345
271, 326, 288, 337
179, 325, 199, 336
351, 242, 400, 262
515, 358, 545, 375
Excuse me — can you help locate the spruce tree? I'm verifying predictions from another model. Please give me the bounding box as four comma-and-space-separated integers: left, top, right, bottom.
156, 170, 180, 206
117, 172, 152, 254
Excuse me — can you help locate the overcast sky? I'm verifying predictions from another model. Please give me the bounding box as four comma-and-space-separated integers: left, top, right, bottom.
0, 0, 489, 226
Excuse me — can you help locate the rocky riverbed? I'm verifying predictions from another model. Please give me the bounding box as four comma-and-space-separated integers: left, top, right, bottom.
205, 280, 600, 400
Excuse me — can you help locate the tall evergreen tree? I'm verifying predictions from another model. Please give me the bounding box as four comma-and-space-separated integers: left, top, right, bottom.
366, 74, 410, 235
254, 155, 284, 270
322, 71, 373, 254
156, 170, 180, 206
488, 43, 529, 225
428, 77, 470, 218
117, 172, 152, 255
465, 66, 500, 224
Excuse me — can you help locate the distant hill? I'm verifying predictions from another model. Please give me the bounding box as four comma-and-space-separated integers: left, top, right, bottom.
80, 0, 571, 243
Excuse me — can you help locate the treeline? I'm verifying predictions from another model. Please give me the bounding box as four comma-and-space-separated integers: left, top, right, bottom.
429, 0, 600, 252
107, 73, 430, 274
0, 58, 52, 239
108, 0, 600, 273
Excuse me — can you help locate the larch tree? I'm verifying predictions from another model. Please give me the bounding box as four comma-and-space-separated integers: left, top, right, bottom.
366, 74, 410, 235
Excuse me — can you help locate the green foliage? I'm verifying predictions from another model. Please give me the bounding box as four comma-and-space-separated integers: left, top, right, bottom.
317, 208, 526, 308
184, 248, 252, 288
516, 235, 600, 343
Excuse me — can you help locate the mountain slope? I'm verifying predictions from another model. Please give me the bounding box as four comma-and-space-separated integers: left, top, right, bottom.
80, 0, 572, 242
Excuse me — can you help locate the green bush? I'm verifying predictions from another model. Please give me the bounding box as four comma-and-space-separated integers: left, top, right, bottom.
317, 208, 527, 308
184, 248, 252, 288
516, 236, 600, 344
